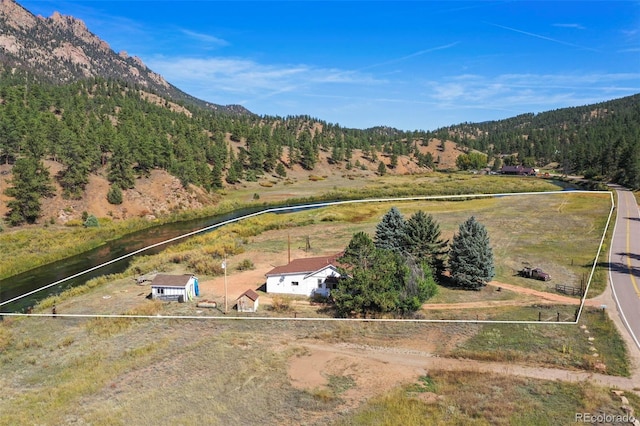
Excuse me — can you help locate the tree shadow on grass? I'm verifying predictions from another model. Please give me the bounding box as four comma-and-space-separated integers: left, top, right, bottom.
437, 275, 483, 291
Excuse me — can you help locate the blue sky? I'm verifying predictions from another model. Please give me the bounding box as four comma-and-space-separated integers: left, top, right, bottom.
19, 1, 640, 131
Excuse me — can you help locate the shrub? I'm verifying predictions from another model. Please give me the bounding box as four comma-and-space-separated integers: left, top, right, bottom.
270, 295, 293, 312
310, 293, 330, 304
107, 184, 123, 205
236, 259, 255, 271
84, 214, 99, 228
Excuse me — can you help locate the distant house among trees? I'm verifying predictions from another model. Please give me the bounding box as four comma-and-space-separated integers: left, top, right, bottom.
500, 165, 537, 176
265, 254, 342, 297
151, 274, 199, 302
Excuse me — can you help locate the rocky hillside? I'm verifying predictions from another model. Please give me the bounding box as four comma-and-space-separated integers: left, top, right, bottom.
0, 0, 246, 113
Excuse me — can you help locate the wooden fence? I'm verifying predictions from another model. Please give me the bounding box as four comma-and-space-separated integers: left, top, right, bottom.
555, 283, 584, 296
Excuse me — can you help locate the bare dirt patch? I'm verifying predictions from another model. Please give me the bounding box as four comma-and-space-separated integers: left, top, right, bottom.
287, 340, 640, 402
1, 162, 215, 223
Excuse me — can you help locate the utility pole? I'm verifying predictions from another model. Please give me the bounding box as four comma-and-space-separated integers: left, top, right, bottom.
222, 256, 228, 313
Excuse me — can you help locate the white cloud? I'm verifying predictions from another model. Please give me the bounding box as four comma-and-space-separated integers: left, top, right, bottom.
486, 22, 598, 52
553, 23, 586, 30
146, 56, 382, 100
425, 72, 640, 112
180, 29, 229, 46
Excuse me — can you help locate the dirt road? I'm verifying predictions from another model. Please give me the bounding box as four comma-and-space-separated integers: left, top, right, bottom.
289, 340, 640, 403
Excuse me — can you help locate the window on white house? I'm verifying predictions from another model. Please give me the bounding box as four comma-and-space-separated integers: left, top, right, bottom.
292, 281, 299, 286
317, 278, 324, 288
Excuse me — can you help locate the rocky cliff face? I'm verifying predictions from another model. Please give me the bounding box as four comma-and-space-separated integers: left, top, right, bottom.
0, 0, 249, 114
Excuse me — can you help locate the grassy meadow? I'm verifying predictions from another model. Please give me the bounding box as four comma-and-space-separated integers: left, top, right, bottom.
0, 173, 562, 280
340, 370, 640, 426
25, 189, 613, 320
0, 312, 637, 425
122, 189, 612, 301
2, 174, 634, 425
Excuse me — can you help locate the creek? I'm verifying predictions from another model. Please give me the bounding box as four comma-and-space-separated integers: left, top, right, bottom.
0, 203, 324, 313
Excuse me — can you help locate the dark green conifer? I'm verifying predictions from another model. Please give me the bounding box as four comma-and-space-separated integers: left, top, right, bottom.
448, 216, 495, 289
402, 210, 449, 276
5, 157, 54, 225
374, 207, 405, 252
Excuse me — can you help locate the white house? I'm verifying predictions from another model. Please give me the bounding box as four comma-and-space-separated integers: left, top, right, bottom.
151, 274, 199, 302
265, 254, 342, 297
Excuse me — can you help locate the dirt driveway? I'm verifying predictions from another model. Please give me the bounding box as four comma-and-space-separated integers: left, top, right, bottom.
195, 251, 640, 404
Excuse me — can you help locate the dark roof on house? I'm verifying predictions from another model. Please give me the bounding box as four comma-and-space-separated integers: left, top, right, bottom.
265, 253, 343, 277
500, 165, 536, 174
151, 274, 194, 287
237, 289, 260, 301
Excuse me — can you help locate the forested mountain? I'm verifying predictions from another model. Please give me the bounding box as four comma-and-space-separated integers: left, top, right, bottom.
1, 0, 638, 228
1, 0, 435, 226
0, 0, 246, 114
441, 94, 640, 188
0, 70, 432, 225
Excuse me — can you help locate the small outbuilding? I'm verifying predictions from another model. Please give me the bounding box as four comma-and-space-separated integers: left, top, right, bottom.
236, 289, 260, 313
151, 274, 199, 302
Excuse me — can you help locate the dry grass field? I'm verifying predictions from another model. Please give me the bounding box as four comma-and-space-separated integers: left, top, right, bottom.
2, 188, 639, 424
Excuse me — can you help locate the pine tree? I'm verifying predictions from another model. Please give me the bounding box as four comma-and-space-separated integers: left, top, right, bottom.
402, 210, 449, 276
275, 162, 287, 177
300, 138, 316, 170
106, 184, 123, 205
340, 231, 376, 270
333, 248, 402, 318
448, 216, 495, 289
377, 160, 387, 176
4, 157, 54, 225
210, 162, 223, 189
374, 207, 406, 252
390, 153, 398, 169
226, 158, 243, 184
108, 137, 135, 189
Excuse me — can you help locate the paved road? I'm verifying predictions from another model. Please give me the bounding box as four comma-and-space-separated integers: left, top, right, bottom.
609, 185, 640, 351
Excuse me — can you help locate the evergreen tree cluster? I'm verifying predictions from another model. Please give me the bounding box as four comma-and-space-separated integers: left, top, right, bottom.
333, 208, 496, 316
373, 207, 448, 275
333, 207, 448, 317
333, 231, 438, 318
